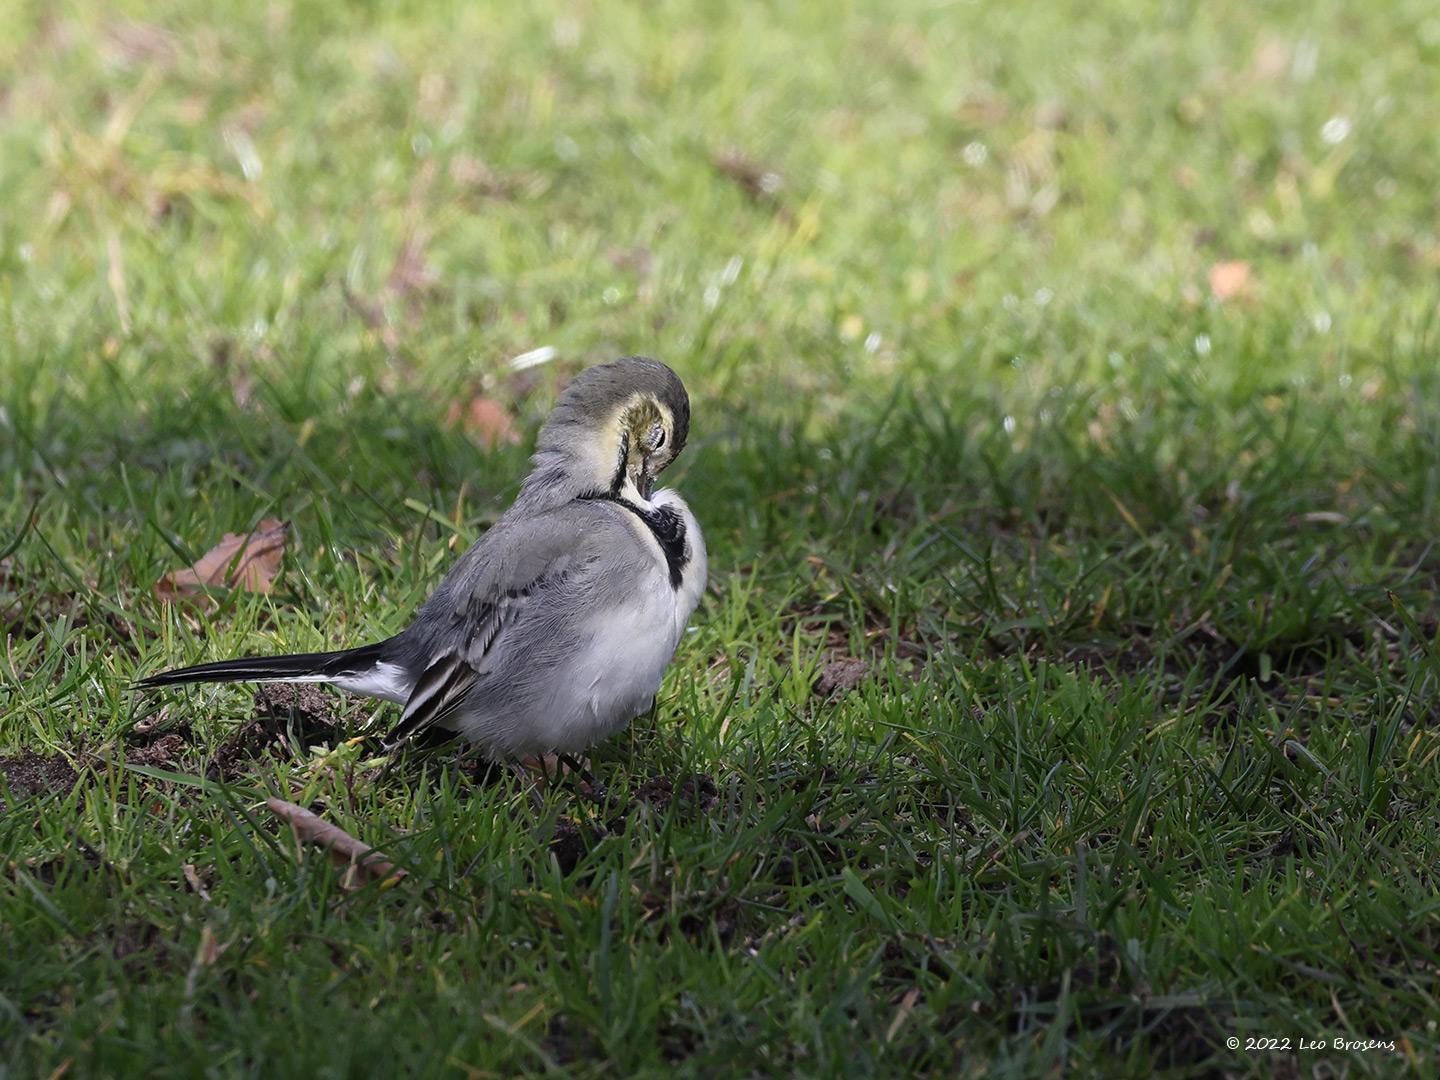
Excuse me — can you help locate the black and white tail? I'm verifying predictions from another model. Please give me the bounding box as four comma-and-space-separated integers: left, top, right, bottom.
138, 641, 413, 705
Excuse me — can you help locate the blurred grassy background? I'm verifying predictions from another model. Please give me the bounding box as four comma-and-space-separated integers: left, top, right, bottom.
4, 0, 1438, 421
3, 1, 1440, 1075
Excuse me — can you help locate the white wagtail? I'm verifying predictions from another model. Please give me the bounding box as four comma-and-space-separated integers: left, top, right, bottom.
141, 356, 707, 763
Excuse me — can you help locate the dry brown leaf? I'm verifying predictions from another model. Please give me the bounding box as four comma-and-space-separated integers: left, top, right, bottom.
266, 798, 406, 886
156, 519, 287, 601
886, 988, 921, 1044
195, 924, 220, 966
131, 708, 169, 735
182, 863, 211, 902
1208, 260, 1252, 301
444, 395, 521, 449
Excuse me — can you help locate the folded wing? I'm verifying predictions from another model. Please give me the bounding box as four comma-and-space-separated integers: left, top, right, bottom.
382, 508, 606, 750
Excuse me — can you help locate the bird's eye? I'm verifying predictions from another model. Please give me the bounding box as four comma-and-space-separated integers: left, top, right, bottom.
652, 426, 667, 450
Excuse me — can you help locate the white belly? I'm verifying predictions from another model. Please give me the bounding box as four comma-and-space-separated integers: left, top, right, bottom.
456, 487, 706, 758
559, 577, 687, 751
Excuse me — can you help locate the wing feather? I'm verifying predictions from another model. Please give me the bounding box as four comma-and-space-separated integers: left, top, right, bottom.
383, 512, 604, 752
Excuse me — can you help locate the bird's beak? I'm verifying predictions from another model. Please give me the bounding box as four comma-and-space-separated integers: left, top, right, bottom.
639, 471, 655, 501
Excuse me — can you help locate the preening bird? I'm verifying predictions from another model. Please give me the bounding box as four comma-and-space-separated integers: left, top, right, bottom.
141, 356, 707, 761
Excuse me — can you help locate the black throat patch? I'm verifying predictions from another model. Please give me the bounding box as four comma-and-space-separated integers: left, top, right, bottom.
582, 492, 688, 589
610, 429, 630, 497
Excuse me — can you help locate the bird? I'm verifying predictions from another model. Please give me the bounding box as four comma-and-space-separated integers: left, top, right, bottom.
140, 356, 707, 763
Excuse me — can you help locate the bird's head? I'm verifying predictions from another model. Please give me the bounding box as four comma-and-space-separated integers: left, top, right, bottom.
533, 356, 690, 502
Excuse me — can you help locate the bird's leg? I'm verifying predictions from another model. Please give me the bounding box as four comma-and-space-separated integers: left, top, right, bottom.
509, 758, 546, 811
558, 753, 606, 803
560, 756, 618, 838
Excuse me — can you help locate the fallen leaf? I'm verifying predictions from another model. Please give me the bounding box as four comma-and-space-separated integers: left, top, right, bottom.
131, 710, 167, 735
1208, 260, 1252, 301
886, 988, 921, 1043
444, 395, 521, 449
266, 797, 406, 887
155, 519, 287, 601
183, 863, 211, 902
194, 924, 220, 966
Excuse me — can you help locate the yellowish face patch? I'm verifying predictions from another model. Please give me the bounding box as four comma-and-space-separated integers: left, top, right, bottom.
607, 394, 676, 497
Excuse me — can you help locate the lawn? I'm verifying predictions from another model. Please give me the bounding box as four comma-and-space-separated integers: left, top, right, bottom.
3, 0, 1439, 1075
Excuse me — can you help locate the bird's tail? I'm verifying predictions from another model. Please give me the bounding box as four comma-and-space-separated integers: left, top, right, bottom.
138, 641, 404, 701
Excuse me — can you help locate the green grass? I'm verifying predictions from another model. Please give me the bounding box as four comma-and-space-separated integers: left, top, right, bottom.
3, 0, 1440, 1075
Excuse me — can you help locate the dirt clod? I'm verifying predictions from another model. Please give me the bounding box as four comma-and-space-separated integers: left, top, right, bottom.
127, 733, 188, 768
635, 772, 719, 817
208, 685, 339, 780
254, 683, 336, 736
0, 751, 80, 803
816, 656, 870, 695
549, 817, 587, 874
